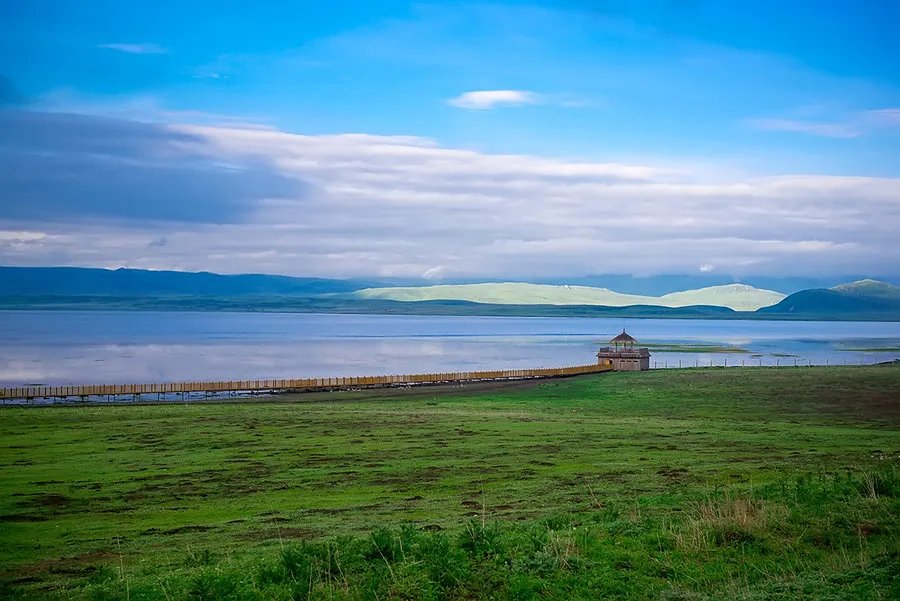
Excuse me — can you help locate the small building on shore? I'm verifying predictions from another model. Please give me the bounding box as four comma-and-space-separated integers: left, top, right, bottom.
597, 329, 651, 371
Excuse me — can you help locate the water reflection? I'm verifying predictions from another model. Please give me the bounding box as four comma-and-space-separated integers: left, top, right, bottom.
0, 311, 898, 386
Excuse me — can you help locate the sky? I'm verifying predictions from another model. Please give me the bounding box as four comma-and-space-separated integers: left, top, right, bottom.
1, 0, 899, 281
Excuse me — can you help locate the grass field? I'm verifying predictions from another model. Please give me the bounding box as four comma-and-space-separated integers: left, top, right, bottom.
1, 366, 898, 600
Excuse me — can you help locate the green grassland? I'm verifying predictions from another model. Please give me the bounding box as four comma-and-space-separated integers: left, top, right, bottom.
1, 367, 899, 600
641, 343, 750, 353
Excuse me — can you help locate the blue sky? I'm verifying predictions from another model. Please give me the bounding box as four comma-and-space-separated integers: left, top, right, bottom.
1, 1, 899, 279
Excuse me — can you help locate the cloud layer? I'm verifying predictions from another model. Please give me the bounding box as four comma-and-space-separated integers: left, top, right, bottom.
1, 108, 898, 279
0, 110, 302, 224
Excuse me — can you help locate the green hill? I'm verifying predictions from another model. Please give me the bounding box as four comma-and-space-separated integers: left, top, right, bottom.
0, 266, 382, 297
831, 279, 900, 299
660, 284, 787, 311
355, 282, 785, 311
759, 281, 900, 319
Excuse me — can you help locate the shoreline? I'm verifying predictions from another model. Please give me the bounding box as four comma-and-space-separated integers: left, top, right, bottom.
2, 305, 900, 322
4, 363, 897, 408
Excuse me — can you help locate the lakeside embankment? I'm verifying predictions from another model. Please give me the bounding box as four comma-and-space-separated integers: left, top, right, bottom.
0, 363, 612, 404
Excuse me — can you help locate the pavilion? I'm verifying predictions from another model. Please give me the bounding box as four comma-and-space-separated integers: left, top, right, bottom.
596, 329, 651, 371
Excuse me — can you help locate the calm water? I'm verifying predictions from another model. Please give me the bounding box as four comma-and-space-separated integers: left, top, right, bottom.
1, 311, 899, 386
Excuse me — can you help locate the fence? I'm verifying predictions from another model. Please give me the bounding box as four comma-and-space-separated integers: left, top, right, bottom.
651, 355, 899, 369
0, 363, 613, 402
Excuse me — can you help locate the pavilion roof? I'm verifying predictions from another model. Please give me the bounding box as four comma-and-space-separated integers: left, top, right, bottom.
610, 329, 637, 344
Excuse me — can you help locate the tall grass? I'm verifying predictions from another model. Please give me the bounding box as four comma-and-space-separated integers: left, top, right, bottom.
47, 467, 898, 601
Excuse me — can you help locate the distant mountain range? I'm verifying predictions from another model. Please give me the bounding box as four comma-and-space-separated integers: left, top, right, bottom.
356, 282, 786, 311
521, 274, 874, 296
758, 279, 900, 319
1, 266, 899, 320
0, 266, 384, 296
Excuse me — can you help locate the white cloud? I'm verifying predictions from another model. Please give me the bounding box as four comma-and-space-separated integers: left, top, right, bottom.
447, 90, 540, 110
422, 266, 448, 280
749, 107, 900, 138
98, 43, 168, 55
748, 118, 861, 138
2, 113, 899, 279
0, 230, 47, 242
866, 108, 900, 125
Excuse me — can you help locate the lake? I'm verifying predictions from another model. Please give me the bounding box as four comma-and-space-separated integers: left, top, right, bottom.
1, 311, 899, 386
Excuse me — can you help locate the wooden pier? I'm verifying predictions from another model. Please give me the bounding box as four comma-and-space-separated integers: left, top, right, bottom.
0, 363, 613, 402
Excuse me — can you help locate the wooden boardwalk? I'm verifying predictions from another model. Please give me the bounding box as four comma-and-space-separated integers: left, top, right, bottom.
0, 363, 613, 401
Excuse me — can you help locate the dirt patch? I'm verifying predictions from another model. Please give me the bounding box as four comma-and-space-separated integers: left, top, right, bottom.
3, 550, 115, 581
163, 525, 213, 535
371, 466, 446, 486
579, 470, 636, 484
657, 466, 691, 484
528, 444, 562, 453
0, 513, 48, 522
294, 503, 387, 516
241, 527, 320, 542
19, 493, 72, 510
292, 455, 336, 467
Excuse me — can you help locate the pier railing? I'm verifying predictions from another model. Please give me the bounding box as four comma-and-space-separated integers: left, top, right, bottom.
0, 363, 613, 401
651, 355, 900, 369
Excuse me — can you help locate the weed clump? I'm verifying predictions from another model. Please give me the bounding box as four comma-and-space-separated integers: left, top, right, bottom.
681, 497, 786, 549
